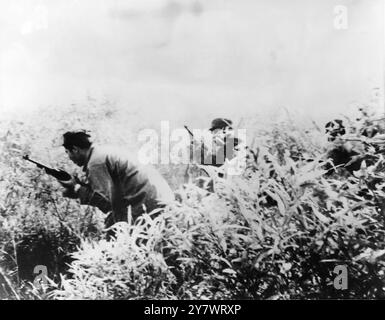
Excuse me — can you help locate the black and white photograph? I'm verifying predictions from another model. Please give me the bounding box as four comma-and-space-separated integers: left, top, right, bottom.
0, 0, 385, 303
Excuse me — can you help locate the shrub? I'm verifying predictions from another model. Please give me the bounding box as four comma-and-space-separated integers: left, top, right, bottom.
2, 100, 385, 299
52, 140, 385, 299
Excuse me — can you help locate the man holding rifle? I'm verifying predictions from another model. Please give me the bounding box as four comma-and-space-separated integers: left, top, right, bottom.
184, 118, 245, 191
324, 119, 385, 176
185, 118, 241, 168
205, 118, 241, 167
57, 130, 174, 230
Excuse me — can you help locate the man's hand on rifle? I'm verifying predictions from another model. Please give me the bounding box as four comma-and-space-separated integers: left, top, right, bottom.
58, 176, 76, 188
62, 187, 78, 199
58, 176, 81, 199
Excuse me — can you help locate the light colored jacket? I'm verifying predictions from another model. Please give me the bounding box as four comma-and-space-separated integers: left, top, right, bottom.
77, 145, 174, 223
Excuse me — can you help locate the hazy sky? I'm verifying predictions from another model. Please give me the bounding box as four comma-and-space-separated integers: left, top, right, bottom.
0, 0, 384, 124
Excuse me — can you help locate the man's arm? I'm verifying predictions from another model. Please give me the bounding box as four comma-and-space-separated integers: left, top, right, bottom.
77, 185, 111, 213
61, 164, 112, 213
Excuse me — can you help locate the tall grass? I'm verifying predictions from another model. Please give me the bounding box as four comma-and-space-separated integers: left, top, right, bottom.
1, 101, 385, 299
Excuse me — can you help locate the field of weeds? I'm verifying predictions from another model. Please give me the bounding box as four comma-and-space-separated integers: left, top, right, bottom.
1, 101, 385, 299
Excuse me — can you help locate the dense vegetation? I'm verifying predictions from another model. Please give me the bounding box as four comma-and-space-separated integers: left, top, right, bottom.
1, 101, 385, 299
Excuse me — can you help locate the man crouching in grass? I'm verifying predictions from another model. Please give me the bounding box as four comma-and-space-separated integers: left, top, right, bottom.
58, 130, 174, 236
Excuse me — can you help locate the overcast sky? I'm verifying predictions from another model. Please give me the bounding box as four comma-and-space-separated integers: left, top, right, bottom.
0, 0, 384, 125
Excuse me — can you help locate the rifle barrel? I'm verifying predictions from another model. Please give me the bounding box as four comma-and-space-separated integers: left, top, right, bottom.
22, 155, 72, 181
184, 125, 194, 137
23, 155, 48, 169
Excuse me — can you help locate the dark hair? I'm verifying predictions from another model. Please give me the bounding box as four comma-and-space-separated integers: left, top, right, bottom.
325, 119, 346, 141
362, 127, 379, 138
62, 131, 92, 150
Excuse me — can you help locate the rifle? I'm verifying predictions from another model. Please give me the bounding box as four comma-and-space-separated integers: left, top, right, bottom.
22, 155, 72, 181
184, 125, 194, 138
